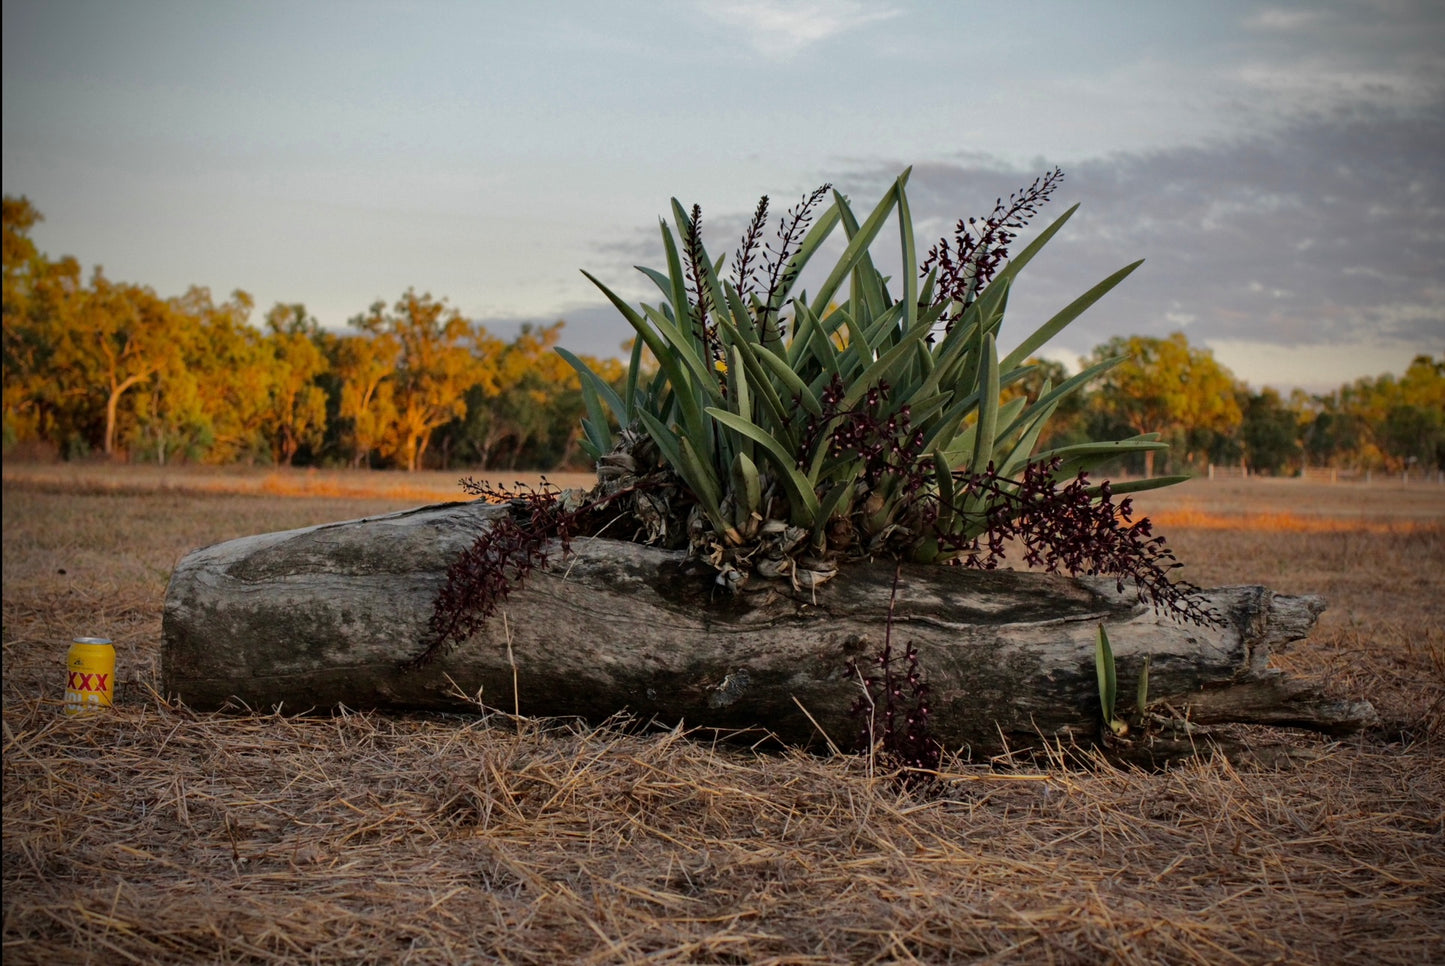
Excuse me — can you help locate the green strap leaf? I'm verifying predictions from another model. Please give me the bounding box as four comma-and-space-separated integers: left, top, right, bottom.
897, 178, 919, 336
1034, 436, 1169, 463
582, 270, 707, 442
835, 191, 889, 324
932, 448, 956, 532
998, 356, 1125, 444
839, 312, 934, 412
730, 450, 762, 524
624, 334, 644, 424
713, 315, 794, 446
636, 265, 674, 300
635, 408, 726, 535
1136, 655, 1151, 716
724, 345, 753, 465
556, 347, 627, 427
795, 301, 842, 384
995, 392, 1060, 480
808, 171, 908, 317
638, 303, 723, 404
991, 203, 1078, 289
752, 339, 823, 417
1095, 624, 1119, 729
576, 381, 609, 462
1086, 475, 1191, 498
678, 434, 733, 539
1000, 260, 1143, 372
812, 465, 861, 551
706, 407, 821, 527
969, 332, 1000, 472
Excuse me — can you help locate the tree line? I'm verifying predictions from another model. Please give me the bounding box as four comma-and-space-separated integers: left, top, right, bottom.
1026, 333, 1443, 477
3, 197, 623, 470
4, 196, 1440, 475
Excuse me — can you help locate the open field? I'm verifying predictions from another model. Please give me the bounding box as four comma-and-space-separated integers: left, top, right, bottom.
0, 460, 601, 505
3, 463, 1443, 964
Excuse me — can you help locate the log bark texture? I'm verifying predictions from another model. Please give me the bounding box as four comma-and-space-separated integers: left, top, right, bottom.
162, 501, 1376, 757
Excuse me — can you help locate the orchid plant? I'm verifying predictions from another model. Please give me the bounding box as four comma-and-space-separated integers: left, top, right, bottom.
559, 168, 1189, 593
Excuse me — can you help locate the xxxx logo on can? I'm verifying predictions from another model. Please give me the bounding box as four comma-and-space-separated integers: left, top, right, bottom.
65, 637, 115, 715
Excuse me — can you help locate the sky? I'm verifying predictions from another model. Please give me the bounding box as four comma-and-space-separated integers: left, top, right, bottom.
3, 0, 1442, 393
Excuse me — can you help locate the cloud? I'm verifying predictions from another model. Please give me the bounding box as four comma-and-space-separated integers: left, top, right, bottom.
857, 108, 1445, 389
697, 0, 901, 59
1231, 1, 1445, 117
1243, 6, 1330, 32
578, 107, 1443, 390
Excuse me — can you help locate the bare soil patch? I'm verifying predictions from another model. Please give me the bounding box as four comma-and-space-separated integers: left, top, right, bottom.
4, 465, 1442, 964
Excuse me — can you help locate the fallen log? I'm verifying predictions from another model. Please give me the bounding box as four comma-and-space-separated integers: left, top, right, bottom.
162, 501, 1376, 759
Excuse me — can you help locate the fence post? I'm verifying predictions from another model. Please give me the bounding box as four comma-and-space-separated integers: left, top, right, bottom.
1208, 463, 1215, 481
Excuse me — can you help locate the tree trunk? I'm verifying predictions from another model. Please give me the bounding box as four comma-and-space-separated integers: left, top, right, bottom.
552, 427, 582, 473
279, 425, 297, 467
162, 502, 1376, 761
105, 372, 147, 457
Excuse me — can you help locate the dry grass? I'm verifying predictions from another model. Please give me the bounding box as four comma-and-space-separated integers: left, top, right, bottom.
4, 465, 1443, 964
0, 461, 597, 505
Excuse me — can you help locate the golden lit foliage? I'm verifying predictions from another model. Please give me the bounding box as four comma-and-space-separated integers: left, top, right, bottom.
1305, 355, 1445, 472
57, 274, 193, 457
349, 290, 490, 471
1088, 332, 1245, 475
262, 305, 332, 466
333, 323, 401, 468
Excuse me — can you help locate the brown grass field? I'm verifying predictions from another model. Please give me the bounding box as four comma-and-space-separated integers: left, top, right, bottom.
3, 462, 1442, 964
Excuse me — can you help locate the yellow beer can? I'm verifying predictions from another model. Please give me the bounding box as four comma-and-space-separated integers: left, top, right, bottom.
65, 637, 115, 715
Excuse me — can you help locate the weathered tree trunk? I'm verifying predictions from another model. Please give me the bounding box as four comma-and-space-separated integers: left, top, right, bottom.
162, 501, 1376, 760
